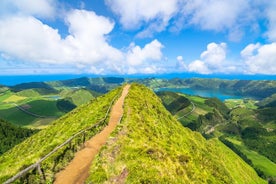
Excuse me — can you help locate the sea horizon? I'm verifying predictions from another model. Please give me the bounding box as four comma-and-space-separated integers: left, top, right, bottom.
1, 73, 276, 86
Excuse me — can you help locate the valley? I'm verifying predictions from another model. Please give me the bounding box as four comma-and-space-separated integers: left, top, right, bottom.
157, 87, 276, 181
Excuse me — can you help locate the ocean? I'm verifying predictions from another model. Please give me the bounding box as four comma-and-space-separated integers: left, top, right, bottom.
0, 73, 275, 86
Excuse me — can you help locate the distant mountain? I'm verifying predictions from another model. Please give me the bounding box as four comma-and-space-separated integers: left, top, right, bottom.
136, 78, 276, 99
48, 77, 125, 93
4, 77, 276, 99
10, 82, 58, 95
0, 84, 264, 183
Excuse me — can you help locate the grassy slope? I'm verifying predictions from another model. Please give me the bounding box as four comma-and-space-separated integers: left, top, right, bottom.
158, 91, 276, 179
61, 88, 95, 106
0, 87, 122, 183
0, 88, 96, 127
0, 99, 64, 126
16, 89, 41, 97
87, 84, 264, 183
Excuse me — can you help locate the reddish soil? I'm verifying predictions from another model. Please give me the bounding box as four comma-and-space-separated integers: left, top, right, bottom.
54, 85, 130, 184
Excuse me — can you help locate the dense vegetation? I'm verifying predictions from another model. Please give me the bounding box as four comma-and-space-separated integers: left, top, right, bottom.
0, 87, 122, 183
87, 84, 264, 183
0, 119, 37, 154
157, 90, 276, 181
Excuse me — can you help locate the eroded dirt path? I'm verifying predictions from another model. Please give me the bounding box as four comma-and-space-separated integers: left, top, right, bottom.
54, 84, 130, 184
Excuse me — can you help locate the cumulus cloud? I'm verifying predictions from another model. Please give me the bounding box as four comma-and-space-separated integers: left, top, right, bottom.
200, 42, 226, 68
0, 10, 123, 65
126, 39, 163, 66
187, 42, 229, 74
241, 42, 276, 74
188, 60, 210, 74
0, 7, 165, 75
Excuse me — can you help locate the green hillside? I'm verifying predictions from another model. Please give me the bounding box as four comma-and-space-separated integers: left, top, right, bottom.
157, 90, 276, 181
88, 84, 264, 183
60, 88, 96, 106
0, 86, 122, 183
0, 119, 37, 154
0, 84, 266, 183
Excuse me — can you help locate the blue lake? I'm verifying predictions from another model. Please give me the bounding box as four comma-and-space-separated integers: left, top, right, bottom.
157, 88, 243, 101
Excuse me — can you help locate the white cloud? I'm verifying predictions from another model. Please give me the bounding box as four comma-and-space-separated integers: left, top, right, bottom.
126, 39, 163, 66
200, 42, 226, 68
0, 0, 56, 18
176, 55, 187, 71
177, 56, 183, 61
0, 10, 123, 65
181, 0, 250, 32
241, 42, 276, 74
105, 0, 178, 36
106, 0, 259, 40
187, 42, 228, 74
188, 60, 211, 74
0, 8, 166, 75
265, 1, 276, 41
240, 43, 260, 58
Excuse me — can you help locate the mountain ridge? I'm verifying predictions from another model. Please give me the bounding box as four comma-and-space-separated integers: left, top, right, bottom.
0, 84, 265, 183
87, 84, 265, 183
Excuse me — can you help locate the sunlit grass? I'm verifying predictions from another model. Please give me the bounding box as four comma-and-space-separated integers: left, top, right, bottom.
88, 84, 264, 183
0, 87, 122, 183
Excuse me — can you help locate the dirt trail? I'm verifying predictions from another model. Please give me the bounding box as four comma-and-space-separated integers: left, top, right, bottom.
54, 84, 130, 184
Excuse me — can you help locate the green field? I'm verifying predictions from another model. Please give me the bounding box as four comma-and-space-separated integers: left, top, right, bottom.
225, 99, 258, 109
175, 94, 213, 126
226, 137, 276, 178
0, 97, 64, 127
0, 87, 98, 128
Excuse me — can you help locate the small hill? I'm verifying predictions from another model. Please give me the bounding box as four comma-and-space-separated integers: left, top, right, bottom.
60, 88, 97, 106
87, 84, 264, 183
156, 91, 190, 114
11, 82, 58, 95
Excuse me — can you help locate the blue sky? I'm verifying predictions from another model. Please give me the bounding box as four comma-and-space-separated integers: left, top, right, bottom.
0, 0, 276, 75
